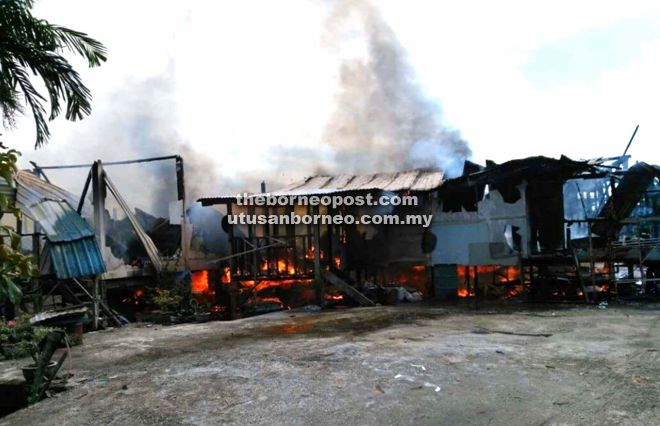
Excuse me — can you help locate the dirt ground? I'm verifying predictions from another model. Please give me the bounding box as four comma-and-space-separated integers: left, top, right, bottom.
2, 302, 660, 426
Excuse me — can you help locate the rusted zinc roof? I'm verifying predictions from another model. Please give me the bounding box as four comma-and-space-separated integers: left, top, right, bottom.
199, 170, 444, 205
30, 199, 105, 279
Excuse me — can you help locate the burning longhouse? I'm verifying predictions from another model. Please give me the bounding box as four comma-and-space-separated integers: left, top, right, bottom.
195, 150, 660, 317
5, 149, 660, 327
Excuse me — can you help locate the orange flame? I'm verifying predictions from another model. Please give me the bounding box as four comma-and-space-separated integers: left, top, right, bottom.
222, 267, 231, 284
334, 256, 341, 268
122, 288, 145, 305
241, 279, 313, 292
192, 270, 210, 293
325, 294, 344, 301
256, 296, 284, 305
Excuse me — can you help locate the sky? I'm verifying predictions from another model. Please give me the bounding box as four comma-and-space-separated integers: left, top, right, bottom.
5, 0, 660, 212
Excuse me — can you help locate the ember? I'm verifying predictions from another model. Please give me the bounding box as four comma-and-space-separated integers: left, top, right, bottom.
325, 293, 344, 301
456, 265, 521, 298
256, 296, 284, 304
241, 279, 314, 292
457, 288, 473, 298
122, 289, 145, 305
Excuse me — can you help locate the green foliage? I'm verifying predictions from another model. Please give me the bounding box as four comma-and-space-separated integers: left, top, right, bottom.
0, 142, 36, 305
151, 289, 182, 314
191, 300, 212, 314
148, 261, 192, 314
0, 314, 58, 359
0, 0, 107, 147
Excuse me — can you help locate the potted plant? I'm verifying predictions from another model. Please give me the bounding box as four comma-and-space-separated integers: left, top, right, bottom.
179, 308, 195, 324
192, 301, 211, 323
1, 315, 33, 359
151, 289, 181, 324
21, 361, 59, 384
20, 326, 62, 383
0, 316, 62, 382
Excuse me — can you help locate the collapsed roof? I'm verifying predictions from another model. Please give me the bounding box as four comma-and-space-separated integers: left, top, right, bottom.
1, 171, 104, 279
441, 155, 599, 189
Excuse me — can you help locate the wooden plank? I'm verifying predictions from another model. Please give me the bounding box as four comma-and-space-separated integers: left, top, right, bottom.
313, 205, 323, 305
323, 271, 375, 307
227, 203, 238, 320
572, 249, 590, 304
37, 351, 68, 402
28, 331, 65, 404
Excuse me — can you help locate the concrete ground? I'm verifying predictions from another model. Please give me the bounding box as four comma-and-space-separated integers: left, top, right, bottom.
1, 302, 659, 426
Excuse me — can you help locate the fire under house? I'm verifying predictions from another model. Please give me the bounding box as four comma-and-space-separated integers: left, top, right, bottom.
6, 145, 660, 326
199, 152, 660, 314
198, 170, 442, 318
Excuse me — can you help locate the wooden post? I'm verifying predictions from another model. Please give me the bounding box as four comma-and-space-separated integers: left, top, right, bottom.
176, 156, 189, 269
313, 205, 323, 305
473, 265, 480, 310
91, 161, 106, 329
572, 249, 590, 304
609, 239, 618, 302
286, 204, 296, 275
327, 207, 334, 270
31, 230, 42, 313
587, 220, 597, 300
248, 204, 258, 282
638, 218, 646, 296
226, 202, 238, 319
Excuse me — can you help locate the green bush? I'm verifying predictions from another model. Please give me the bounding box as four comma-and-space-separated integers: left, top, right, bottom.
151, 289, 182, 314
0, 315, 59, 359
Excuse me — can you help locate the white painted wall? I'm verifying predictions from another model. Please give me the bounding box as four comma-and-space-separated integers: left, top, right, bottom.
431, 182, 529, 266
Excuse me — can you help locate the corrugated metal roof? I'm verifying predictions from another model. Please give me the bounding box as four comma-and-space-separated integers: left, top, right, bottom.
48, 237, 106, 279
28, 199, 105, 279
28, 199, 95, 242
278, 170, 444, 193
0, 172, 104, 279
199, 170, 444, 204
15, 171, 93, 218
30, 306, 88, 325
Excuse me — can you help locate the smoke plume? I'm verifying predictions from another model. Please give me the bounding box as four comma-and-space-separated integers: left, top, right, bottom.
18, 0, 471, 218
318, 0, 471, 176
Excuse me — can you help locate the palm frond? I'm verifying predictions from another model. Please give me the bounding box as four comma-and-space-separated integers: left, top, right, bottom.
0, 0, 107, 147
51, 26, 108, 67
4, 60, 50, 147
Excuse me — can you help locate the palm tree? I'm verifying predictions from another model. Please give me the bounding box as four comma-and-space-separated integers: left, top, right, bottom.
0, 0, 107, 148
